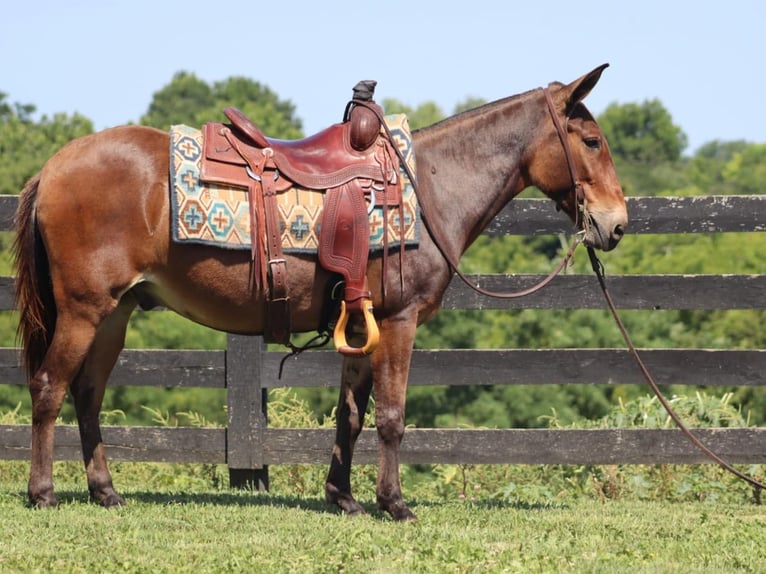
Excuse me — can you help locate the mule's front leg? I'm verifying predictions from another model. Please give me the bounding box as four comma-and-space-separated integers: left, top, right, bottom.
325, 351, 373, 515
372, 316, 417, 522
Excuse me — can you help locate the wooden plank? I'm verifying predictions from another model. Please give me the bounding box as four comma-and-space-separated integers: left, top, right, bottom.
3, 348, 764, 391
0, 195, 16, 232
487, 195, 766, 236
111, 349, 225, 388
1, 425, 763, 466
0, 276, 14, 310
405, 348, 766, 388
441, 274, 766, 310
261, 427, 766, 465
0, 424, 225, 463
266, 348, 766, 389
0, 348, 226, 388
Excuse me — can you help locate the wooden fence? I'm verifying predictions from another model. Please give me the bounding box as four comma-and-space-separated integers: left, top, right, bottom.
0, 194, 764, 488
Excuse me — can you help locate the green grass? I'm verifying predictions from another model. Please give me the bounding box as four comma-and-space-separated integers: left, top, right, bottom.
1, 392, 764, 572
0, 464, 764, 573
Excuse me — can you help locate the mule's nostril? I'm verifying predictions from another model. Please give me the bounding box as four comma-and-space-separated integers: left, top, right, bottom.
613, 224, 625, 239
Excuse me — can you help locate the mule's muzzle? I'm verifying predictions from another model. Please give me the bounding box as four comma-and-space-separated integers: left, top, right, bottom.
585, 212, 627, 252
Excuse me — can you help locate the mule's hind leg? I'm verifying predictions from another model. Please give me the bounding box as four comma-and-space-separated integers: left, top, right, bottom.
325, 347, 373, 515
28, 312, 101, 508
69, 295, 136, 507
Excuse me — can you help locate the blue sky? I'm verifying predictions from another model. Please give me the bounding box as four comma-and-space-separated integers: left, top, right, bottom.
2, 0, 764, 153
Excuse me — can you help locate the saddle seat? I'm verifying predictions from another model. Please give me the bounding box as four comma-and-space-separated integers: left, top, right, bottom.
221, 107, 387, 190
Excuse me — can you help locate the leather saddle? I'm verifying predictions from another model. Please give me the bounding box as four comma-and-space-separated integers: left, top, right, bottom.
198, 81, 401, 356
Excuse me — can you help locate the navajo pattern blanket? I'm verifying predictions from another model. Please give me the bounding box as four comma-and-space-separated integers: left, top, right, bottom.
170, 115, 419, 253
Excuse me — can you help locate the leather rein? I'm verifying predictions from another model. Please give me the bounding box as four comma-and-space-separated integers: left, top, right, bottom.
375, 89, 765, 494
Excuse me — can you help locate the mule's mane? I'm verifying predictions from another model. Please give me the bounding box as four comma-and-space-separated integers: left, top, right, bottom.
412, 86, 542, 136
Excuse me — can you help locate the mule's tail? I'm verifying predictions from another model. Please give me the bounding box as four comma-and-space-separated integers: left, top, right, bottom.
12, 174, 56, 381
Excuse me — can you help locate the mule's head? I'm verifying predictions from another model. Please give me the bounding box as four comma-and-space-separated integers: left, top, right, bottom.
527, 64, 628, 251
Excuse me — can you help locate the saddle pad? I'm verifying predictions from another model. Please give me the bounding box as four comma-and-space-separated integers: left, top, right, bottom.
169, 115, 419, 252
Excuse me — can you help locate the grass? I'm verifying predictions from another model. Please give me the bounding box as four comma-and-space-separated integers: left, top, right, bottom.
1, 391, 764, 572
0, 462, 764, 573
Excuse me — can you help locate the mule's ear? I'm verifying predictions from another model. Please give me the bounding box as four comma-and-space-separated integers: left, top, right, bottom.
562, 63, 609, 112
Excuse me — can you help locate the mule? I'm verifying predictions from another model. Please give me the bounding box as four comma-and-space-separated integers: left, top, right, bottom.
13, 64, 627, 520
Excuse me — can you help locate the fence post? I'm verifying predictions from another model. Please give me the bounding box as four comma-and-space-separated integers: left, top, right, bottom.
225, 333, 269, 490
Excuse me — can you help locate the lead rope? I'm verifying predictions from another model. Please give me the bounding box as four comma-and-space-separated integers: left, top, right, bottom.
587, 246, 765, 494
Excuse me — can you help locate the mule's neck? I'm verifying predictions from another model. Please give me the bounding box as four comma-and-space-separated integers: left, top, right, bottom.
411, 90, 543, 263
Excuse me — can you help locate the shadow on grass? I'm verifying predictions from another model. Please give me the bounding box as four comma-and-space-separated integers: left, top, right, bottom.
12, 487, 568, 518
128, 490, 341, 514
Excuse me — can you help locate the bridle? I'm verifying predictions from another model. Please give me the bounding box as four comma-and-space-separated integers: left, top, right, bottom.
543, 87, 588, 232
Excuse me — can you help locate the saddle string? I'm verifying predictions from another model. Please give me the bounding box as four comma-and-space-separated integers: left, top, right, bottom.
587, 247, 765, 493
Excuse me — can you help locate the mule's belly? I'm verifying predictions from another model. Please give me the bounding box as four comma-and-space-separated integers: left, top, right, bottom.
140, 247, 330, 335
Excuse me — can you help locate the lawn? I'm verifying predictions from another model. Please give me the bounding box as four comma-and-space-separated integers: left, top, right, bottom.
1, 463, 763, 573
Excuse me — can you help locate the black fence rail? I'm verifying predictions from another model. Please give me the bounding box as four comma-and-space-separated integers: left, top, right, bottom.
0, 195, 764, 487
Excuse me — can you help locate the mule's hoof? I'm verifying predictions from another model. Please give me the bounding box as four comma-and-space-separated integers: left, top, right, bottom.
344, 502, 367, 517
91, 489, 126, 508
326, 484, 366, 516
390, 507, 417, 522
29, 493, 59, 509
101, 493, 126, 508
380, 499, 418, 522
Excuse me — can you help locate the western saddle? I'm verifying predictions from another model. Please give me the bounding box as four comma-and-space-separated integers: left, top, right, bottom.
199, 81, 401, 356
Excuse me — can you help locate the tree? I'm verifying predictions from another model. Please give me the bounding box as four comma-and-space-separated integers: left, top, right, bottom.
598, 99, 688, 165
382, 96, 487, 130
140, 72, 303, 139
686, 140, 749, 195
382, 98, 445, 130
140, 71, 215, 130
0, 92, 93, 194
719, 143, 766, 195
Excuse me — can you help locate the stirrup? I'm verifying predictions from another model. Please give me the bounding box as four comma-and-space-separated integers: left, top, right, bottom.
333, 298, 380, 357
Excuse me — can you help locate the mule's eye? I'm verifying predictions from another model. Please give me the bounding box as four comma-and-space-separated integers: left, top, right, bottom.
584, 137, 601, 150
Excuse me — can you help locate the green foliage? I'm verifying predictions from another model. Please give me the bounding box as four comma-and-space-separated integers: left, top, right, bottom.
0, 92, 93, 194
125, 312, 226, 350
140, 71, 303, 138
2, 73, 766, 444
382, 95, 487, 130
382, 97, 445, 130
139, 71, 215, 129
599, 98, 688, 164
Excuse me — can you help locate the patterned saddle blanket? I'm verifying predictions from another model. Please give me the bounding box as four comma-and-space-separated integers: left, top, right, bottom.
170, 114, 419, 253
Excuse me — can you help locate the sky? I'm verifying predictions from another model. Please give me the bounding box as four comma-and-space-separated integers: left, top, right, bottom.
1, 1, 764, 154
